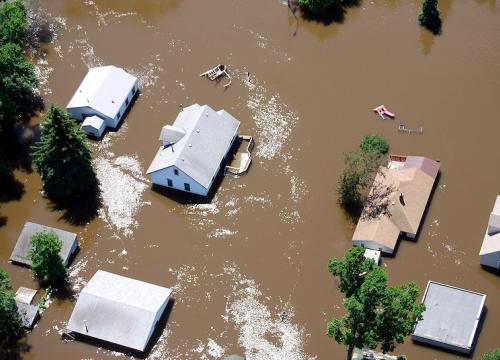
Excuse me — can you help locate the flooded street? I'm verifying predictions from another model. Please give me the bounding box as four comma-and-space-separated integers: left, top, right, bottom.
1, 0, 500, 358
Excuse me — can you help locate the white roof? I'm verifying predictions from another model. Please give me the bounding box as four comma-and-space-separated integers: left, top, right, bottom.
480, 195, 500, 255
67, 66, 137, 119
82, 115, 105, 130
67, 270, 172, 351
146, 104, 240, 189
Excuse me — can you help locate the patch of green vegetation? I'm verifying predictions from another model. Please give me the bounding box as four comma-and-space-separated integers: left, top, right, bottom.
0, 268, 24, 344
29, 230, 67, 284
418, 0, 442, 35
482, 348, 500, 360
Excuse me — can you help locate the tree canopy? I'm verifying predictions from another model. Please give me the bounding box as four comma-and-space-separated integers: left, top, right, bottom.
326, 246, 425, 359
360, 134, 389, 155
33, 106, 97, 202
0, 0, 27, 46
482, 348, 500, 360
0, 268, 24, 344
28, 230, 67, 283
418, 0, 442, 35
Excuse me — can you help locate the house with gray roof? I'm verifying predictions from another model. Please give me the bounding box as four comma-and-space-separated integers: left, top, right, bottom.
67, 65, 138, 137
412, 281, 486, 355
10, 222, 78, 267
67, 270, 172, 352
146, 104, 240, 196
480, 195, 500, 270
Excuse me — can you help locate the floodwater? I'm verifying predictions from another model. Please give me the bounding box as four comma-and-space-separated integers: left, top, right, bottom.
1, 0, 499, 359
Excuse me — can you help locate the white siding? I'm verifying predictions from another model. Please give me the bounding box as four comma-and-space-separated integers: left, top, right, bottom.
353, 239, 394, 254
150, 166, 209, 196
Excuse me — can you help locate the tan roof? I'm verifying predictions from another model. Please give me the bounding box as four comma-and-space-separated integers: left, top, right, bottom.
480, 196, 500, 255
353, 156, 440, 253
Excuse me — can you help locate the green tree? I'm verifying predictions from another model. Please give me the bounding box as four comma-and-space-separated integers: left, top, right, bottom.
0, 269, 24, 344
28, 230, 67, 283
360, 134, 389, 155
418, 0, 441, 35
0, 0, 27, 46
326, 247, 425, 360
337, 149, 384, 214
33, 106, 97, 202
0, 43, 38, 108
298, 0, 336, 14
482, 348, 500, 360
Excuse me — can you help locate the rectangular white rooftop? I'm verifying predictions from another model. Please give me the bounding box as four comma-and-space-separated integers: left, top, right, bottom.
67, 65, 137, 120
67, 270, 172, 352
412, 281, 486, 354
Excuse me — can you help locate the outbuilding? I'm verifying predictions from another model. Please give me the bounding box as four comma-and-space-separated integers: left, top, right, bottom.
10, 222, 78, 267
412, 281, 486, 354
67, 270, 172, 352
67, 65, 138, 137
147, 104, 240, 196
479, 195, 500, 269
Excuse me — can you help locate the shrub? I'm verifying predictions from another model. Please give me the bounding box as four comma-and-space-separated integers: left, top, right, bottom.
298, 0, 336, 14
360, 134, 389, 155
29, 230, 67, 284
418, 0, 441, 34
0, 268, 23, 343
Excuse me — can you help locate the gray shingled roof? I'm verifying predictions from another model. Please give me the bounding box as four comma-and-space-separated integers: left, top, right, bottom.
10, 222, 78, 267
412, 281, 485, 354
146, 104, 240, 188
16, 301, 40, 329
67, 270, 172, 352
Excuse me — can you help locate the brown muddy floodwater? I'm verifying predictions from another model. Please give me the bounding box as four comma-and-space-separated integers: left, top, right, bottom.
1, 0, 500, 359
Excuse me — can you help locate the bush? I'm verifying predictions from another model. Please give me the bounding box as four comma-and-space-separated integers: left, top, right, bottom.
0, 269, 23, 343
0, 0, 27, 46
29, 230, 67, 284
33, 106, 97, 201
360, 134, 389, 155
482, 348, 500, 360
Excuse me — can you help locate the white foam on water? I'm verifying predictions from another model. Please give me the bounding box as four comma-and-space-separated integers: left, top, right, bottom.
95, 154, 149, 237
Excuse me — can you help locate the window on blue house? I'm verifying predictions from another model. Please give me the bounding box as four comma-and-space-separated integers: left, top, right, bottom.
167, 179, 173, 187
174, 169, 179, 176
184, 183, 190, 192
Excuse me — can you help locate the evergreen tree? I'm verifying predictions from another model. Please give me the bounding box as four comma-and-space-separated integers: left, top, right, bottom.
418, 0, 442, 35
326, 247, 425, 360
33, 106, 97, 201
0, 268, 24, 344
28, 230, 67, 283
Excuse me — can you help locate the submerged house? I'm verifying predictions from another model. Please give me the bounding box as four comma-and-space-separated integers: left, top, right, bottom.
146, 104, 240, 196
66, 65, 138, 137
10, 222, 78, 267
479, 195, 500, 269
352, 155, 440, 254
67, 270, 172, 352
412, 281, 486, 355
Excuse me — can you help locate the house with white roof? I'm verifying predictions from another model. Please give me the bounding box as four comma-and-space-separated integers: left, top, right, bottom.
480, 195, 500, 269
146, 104, 240, 196
67, 65, 138, 137
67, 270, 172, 352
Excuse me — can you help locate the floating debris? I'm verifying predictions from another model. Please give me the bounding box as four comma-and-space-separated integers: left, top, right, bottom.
200, 64, 232, 87
373, 105, 395, 120
398, 123, 423, 134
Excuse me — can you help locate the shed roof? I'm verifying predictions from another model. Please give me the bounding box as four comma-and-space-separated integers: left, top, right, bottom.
10, 222, 78, 267
480, 196, 500, 255
67, 66, 137, 119
67, 270, 172, 352
353, 156, 440, 253
16, 301, 39, 329
412, 281, 485, 353
82, 115, 105, 130
146, 104, 240, 189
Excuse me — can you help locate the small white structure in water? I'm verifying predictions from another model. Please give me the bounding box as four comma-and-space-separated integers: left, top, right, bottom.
479, 195, 500, 269
146, 104, 240, 196
67, 270, 172, 352
363, 248, 381, 265
66, 65, 138, 137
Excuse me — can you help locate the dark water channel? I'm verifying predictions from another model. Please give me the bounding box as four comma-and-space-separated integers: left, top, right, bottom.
1, 0, 499, 359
